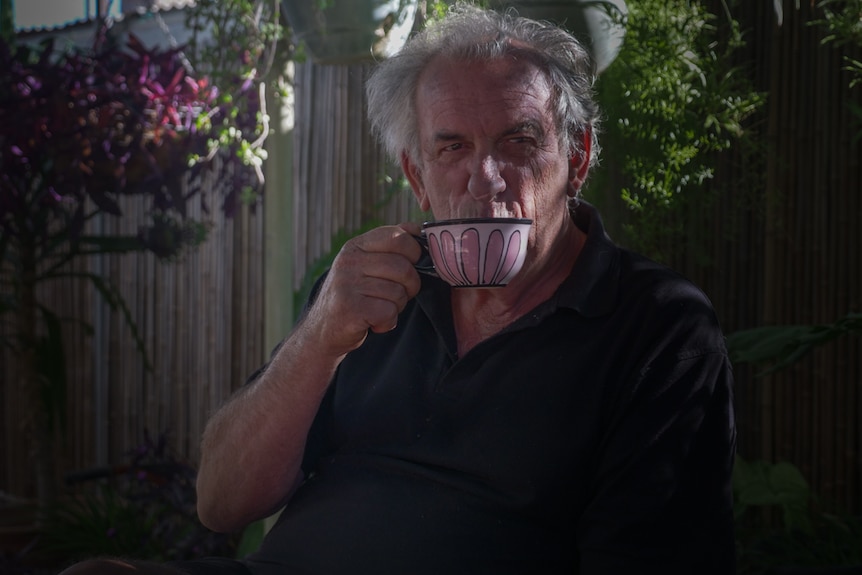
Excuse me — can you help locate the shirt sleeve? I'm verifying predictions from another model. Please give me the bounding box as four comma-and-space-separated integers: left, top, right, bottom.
577, 345, 737, 575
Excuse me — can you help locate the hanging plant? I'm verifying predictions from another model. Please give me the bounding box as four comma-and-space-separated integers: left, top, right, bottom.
184, 0, 295, 200
488, 0, 628, 73
279, 0, 419, 64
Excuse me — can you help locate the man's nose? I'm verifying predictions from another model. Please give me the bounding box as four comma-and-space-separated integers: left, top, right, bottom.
467, 155, 506, 201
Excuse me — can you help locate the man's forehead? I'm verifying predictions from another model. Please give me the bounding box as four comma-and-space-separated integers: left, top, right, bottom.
417, 56, 551, 113
418, 57, 551, 115
420, 54, 545, 85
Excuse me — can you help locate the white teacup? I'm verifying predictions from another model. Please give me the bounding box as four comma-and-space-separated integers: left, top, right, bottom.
420, 217, 532, 287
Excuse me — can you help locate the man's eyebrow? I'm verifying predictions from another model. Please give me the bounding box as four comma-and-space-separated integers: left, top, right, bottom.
429, 121, 546, 145
432, 131, 462, 143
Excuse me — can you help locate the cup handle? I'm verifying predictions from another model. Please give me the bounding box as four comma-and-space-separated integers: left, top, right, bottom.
413, 235, 438, 278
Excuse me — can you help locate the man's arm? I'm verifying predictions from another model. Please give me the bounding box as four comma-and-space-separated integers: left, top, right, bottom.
577, 348, 736, 574
195, 224, 423, 533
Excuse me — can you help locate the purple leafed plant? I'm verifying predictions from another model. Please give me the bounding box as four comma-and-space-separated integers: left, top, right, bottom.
0, 28, 251, 258
0, 22, 262, 505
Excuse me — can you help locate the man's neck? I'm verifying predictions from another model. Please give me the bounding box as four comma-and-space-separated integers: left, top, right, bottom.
450, 220, 586, 356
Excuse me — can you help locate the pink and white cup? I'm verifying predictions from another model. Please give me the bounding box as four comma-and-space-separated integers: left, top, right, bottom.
419, 217, 532, 288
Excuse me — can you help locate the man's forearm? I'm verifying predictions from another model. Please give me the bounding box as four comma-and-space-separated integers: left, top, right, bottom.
195, 322, 343, 533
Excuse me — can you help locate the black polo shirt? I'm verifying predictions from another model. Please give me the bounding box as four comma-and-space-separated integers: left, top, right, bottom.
245, 203, 736, 575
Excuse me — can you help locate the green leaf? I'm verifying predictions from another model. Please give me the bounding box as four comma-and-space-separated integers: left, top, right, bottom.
35, 305, 68, 435
727, 313, 862, 374
76, 235, 147, 254
235, 519, 267, 558
48, 271, 153, 372
733, 456, 812, 532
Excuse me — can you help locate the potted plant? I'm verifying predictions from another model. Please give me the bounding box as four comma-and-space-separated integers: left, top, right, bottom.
280, 0, 420, 64
489, 0, 627, 72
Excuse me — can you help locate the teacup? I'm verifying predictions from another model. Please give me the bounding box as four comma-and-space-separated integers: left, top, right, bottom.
419, 217, 532, 287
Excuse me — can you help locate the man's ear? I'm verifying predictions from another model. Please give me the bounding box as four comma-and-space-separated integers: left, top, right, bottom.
401, 150, 431, 211
568, 129, 592, 189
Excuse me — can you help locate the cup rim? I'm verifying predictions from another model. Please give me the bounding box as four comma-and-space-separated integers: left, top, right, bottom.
422, 217, 532, 228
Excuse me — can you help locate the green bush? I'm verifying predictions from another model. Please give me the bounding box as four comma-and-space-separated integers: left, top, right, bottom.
586, 0, 764, 259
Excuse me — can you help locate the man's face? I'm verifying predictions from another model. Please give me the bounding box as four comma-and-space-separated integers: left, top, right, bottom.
404, 56, 577, 248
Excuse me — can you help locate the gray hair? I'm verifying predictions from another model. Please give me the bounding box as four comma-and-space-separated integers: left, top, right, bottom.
365, 2, 602, 168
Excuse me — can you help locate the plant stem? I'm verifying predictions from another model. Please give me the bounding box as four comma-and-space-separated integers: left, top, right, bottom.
17, 238, 57, 505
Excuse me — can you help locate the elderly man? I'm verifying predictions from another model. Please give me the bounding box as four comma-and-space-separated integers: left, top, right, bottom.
62, 3, 736, 574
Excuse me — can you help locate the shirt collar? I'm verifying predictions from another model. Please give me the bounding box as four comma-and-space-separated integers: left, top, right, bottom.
554, 201, 620, 318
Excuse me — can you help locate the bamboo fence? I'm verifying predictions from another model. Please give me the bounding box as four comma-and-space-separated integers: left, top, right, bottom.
676, 0, 862, 513
289, 63, 420, 292
1, 159, 265, 498
0, 61, 418, 500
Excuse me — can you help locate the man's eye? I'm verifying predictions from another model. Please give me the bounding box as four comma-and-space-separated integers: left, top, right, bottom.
442, 143, 463, 152
504, 137, 538, 153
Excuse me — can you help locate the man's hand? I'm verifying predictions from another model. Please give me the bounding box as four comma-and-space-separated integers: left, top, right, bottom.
302, 223, 423, 357
197, 222, 424, 533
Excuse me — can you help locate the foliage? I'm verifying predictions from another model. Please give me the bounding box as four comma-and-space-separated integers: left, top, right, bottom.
0, 0, 12, 44
38, 431, 237, 565
734, 456, 813, 533
727, 312, 862, 375
815, 0, 862, 49
0, 32, 222, 257
235, 519, 268, 559
777, 0, 862, 133
586, 0, 764, 258
814, 0, 862, 123
738, 511, 862, 574
427, 0, 455, 19
727, 4, 862, 569
779, 0, 862, 87
0, 15, 262, 503
184, 0, 296, 195
733, 428, 862, 573
729, 313, 862, 571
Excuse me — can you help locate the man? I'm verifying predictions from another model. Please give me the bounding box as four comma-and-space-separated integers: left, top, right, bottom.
62, 4, 736, 574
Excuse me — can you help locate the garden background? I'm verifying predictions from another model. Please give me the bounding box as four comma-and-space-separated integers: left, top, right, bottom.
1, 0, 861, 571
